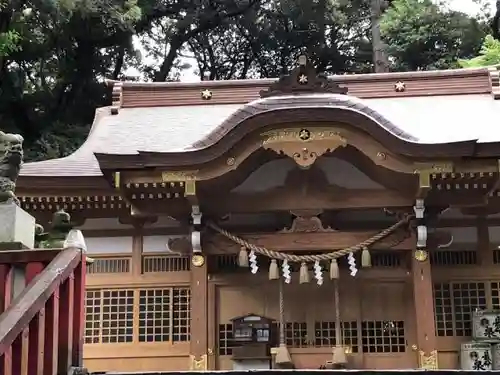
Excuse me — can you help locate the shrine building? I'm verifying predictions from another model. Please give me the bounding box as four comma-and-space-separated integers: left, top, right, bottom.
14, 57, 500, 372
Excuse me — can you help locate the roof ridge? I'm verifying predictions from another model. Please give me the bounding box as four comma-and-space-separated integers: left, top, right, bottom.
106, 67, 490, 89
110, 67, 492, 109
489, 65, 500, 99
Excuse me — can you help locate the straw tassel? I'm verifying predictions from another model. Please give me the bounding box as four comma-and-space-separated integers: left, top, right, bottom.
330, 259, 339, 280
361, 247, 371, 268
269, 259, 279, 280
238, 246, 249, 267
274, 344, 293, 367
332, 346, 347, 365
299, 262, 310, 284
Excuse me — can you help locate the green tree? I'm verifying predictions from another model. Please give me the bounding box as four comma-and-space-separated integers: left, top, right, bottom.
0, 0, 142, 159
0, 0, 262, 160
0, 30, 20, 56
460, 35, 500, 67
380, 0, 486, 71
188, 0, 374, 79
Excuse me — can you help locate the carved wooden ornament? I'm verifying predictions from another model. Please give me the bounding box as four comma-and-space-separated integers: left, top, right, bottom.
260, 55, 348, 97
261, 128, 347, 168
282, 209, 333, 233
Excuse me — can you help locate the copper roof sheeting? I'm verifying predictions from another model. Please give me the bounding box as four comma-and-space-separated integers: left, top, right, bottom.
19, 91, 500, 177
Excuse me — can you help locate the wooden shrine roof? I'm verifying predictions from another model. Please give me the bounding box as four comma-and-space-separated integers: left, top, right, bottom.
17, 66, 500, 180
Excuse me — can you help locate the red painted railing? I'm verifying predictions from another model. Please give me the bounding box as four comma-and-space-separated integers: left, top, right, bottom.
0, 247, 86, 375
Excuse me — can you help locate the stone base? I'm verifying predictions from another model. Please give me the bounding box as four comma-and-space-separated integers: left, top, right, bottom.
0, 204, 35, 250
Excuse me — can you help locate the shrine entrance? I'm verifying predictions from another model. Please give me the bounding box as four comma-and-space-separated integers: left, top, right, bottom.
211, 255, 419, 370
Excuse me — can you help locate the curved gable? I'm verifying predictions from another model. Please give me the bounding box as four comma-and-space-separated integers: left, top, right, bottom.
191, 93, 419, 151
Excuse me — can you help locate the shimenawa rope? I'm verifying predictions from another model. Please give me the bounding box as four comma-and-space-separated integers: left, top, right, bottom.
207, 213, 413, 263
279, 279, 285, 346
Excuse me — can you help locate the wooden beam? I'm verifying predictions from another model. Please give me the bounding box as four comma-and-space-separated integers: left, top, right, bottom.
205, 231, 413, 252
0, 249, 62, 265
203, 188, 413, 213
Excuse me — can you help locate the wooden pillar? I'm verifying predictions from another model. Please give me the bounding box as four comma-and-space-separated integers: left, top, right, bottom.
189, 255, 208, 371
119, 216, 149, 276
477, 215, 491, 266
131, 222, 144, 276
207, 281, 216, 370
411, 250, 438, 369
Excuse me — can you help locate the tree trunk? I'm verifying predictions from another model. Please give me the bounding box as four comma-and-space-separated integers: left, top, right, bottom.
371, 0, 390, 73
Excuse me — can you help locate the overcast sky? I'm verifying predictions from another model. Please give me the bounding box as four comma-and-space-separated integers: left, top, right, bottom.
449, 0, 494, 15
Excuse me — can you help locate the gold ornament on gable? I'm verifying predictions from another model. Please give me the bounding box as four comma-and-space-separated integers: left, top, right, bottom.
261, 128, 347, 168
162, 171, 198, 182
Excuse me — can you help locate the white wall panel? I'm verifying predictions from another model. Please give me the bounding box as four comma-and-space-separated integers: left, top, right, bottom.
448, 227, 477, 244
84, 236, 133, 254
489, 226, 500, 243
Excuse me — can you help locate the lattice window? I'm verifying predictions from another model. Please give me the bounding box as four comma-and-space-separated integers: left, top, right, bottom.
433, 282, 486, 337
138, 287, 191, 343
314, 321, 359, 352
210, 255, 239, 273
87, 258, 130, 274
431, 251, 477, 266
209, 254, 271, 273
142, 256, 190, 272
84, 290, 101, 344
343, 321, 359, 353
371, 251, 405, 268
138, 289, 170, 342
173, 288, 191, 341
492, 282, 500, 309
84, 289, 134, 344
101, 290, 134, 343
218, 323, 236, 355
285, 322, 307, 347
315, 321, 335, 346
361, 320, 405, 353
433, 283, 454, 337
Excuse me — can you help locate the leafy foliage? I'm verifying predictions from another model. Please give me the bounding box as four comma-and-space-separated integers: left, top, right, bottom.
460, 35, 500, 67
0, 30, 21, 56
380, 0, 486, 71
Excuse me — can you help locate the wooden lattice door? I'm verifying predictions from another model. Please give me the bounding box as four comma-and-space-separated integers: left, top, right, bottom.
359, 281, 417, 369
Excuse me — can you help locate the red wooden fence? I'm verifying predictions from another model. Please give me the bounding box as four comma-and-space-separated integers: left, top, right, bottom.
0, 247, 86, 375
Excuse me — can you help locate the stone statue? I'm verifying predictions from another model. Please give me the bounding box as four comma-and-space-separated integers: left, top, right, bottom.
0, 131, 24, 205
34, 223, 48, 248
38, 210, 74, 248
